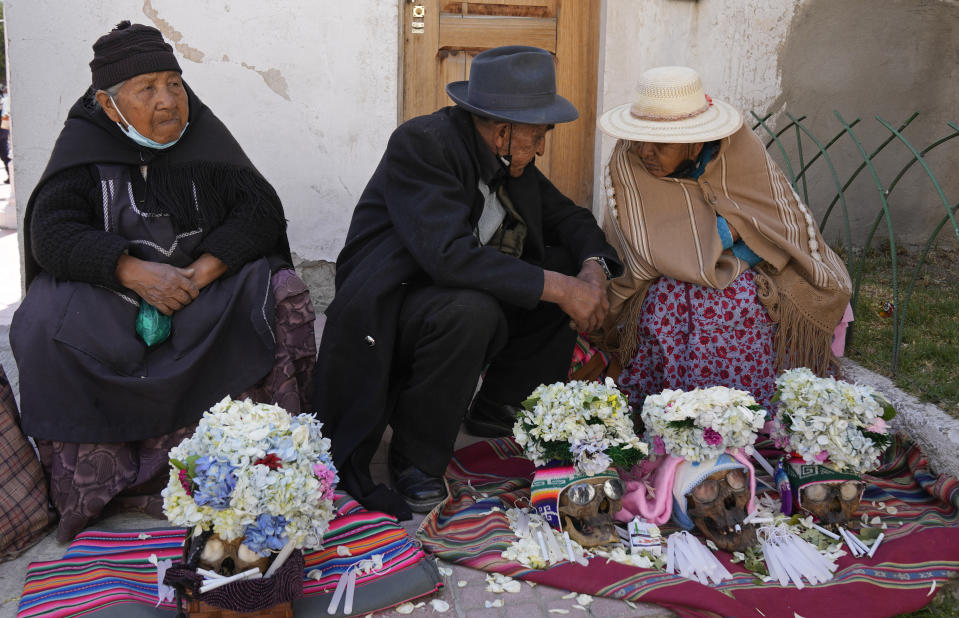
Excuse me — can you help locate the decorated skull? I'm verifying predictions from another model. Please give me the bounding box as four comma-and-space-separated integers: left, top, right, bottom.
531, 466, 624, 548
558, 475, 625, 547
672, 454, 757, 553
684, 468, 757, 552
800, 481, 865, 525
785, 461, 865, 527
198, 534, 271, 575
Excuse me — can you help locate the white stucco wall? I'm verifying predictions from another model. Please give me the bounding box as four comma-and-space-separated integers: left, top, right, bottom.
5, 0, 398, 265
595, 0, 797, 214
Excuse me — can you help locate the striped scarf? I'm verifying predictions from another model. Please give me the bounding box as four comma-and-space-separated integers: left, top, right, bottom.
599, 126, 851, 375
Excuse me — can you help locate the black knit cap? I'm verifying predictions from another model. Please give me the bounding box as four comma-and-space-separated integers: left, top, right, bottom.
89, 20, 182, 90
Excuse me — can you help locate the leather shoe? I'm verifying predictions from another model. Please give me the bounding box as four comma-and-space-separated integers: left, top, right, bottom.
388, 450, 447, 513
465, 394, 521, 438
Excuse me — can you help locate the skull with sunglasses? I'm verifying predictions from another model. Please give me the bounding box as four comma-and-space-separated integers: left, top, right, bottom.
784, 461, 865, 527
531, 467, 625, 548
672, 453, 758, 553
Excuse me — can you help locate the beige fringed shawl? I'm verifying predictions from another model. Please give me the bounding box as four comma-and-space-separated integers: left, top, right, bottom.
599, 126, 851, 376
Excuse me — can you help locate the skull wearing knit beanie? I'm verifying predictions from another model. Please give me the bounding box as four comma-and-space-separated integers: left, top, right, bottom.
89, 20, 182, 90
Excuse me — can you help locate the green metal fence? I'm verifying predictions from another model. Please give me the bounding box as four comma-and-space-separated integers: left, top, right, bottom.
751, 112, 959, 375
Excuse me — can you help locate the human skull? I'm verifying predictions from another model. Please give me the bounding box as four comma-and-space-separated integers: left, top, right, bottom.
198, 534, 270, 575
799, 480, 865, 526
558, 476, 625, 548
685, 468, 757, 552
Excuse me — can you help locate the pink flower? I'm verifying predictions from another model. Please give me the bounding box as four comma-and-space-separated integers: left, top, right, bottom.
313, 464, 338, 502
703, 427, 723, 446
653, 435, 667, 456
814, 450, 829, 462
178, 469, 192, 495
866, 418, 888, 434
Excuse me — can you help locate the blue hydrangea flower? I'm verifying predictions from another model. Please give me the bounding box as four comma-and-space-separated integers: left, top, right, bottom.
244, 513, 289, 556
192, 456, 237, 510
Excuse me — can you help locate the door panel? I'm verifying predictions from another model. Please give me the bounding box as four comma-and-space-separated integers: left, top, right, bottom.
401, 0, 600, 206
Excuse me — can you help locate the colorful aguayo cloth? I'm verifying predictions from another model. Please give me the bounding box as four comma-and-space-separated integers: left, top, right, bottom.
18, 494, 440, 617
419, 437, 959, 618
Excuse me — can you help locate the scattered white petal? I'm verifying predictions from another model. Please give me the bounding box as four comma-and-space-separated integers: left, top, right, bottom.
526, 581, 537, 588
148, 554, 158, 567
549, 610, 570, 615
308, 569, 323, 580
878, 502, 886, 509
138, 533, 152, 540
756, 609, 765, 616
430, 599, 450, 613
562, 592, 577, 599
485, 599, 504, 608
438, 566, 453, 577
795, 613, 806, 618
457, 580, 468, 588
886, 506, 898, 515
861, 513, 870, 525
395, 602, 415, 614
928, 580, 937, 596
870, 517, 882, 525
504, 580, 522, 593
336, 546, 352, 556
575, 594, 592, 606
573, 605, 587, 611
625, 600, 637, 609
706, 539, 719, 551
881, 522, 888, 530
414, 602, 425, 608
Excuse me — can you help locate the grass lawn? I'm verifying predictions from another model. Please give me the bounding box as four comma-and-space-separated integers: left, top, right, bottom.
843, 247, 959, 418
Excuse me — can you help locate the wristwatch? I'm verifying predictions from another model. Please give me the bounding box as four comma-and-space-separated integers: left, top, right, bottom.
583, 256, 613, 280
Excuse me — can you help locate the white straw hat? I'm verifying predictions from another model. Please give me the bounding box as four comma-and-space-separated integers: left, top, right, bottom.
599, 66, 742, 143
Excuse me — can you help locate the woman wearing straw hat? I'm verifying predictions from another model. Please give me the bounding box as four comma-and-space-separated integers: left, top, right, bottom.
596, 66, 851, 409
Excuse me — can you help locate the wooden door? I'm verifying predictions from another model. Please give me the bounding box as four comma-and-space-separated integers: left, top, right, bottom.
401, 0, 601, 207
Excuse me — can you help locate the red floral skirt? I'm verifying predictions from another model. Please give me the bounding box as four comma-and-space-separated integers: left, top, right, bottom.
617, 270, 777, 410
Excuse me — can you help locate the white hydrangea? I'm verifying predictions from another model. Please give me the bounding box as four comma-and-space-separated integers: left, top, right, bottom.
161, 397, 338, 551
642, 386, 767, 462
513, 378, 648, 475
771, 368, 892, 474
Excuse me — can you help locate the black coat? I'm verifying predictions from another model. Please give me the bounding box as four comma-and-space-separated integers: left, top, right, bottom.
313, 106, 620, 515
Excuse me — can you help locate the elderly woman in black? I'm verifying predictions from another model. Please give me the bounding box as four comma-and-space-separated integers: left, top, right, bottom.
11, 22, 316, 542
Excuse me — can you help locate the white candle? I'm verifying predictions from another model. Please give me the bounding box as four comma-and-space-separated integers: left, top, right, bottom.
199, 567, 262, 593
264, 539, 297, 578
867, 533, 885, 559
562, 531, 576, 563
196, 568, 224, 579
811, 523, 841, 541
536, 531, 551, 564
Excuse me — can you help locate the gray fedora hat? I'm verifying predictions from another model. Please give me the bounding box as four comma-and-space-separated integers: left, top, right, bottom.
446, 46, 579, 125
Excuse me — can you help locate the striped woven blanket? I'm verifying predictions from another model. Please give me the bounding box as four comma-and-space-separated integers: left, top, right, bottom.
418, 437, 959, 618
18, 494, 439, 617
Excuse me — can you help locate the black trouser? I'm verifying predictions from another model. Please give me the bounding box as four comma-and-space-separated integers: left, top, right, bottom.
389, 249, 578, 476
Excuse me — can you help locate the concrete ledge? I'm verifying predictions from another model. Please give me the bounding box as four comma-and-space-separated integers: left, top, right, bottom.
840, 358, 959, 480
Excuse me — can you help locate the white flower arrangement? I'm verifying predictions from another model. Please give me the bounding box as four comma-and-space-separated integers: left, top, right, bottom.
771, 368, 896, 474
162, 397, 338, 556
641, 387, 767, 462
513, 378, 648, 476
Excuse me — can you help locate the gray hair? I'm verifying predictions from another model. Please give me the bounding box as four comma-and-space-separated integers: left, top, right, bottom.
94, 81, 125, 110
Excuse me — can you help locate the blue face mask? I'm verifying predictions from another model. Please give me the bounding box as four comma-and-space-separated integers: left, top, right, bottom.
109, 95, 188, 150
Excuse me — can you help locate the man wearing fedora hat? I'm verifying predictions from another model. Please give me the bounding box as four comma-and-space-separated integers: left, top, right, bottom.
313, 46, 622, 517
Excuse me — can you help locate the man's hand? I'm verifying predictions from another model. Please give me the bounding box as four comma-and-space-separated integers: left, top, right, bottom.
116, 255, 199, 316
542, 269, 609, 332
577, 259, 609, 289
